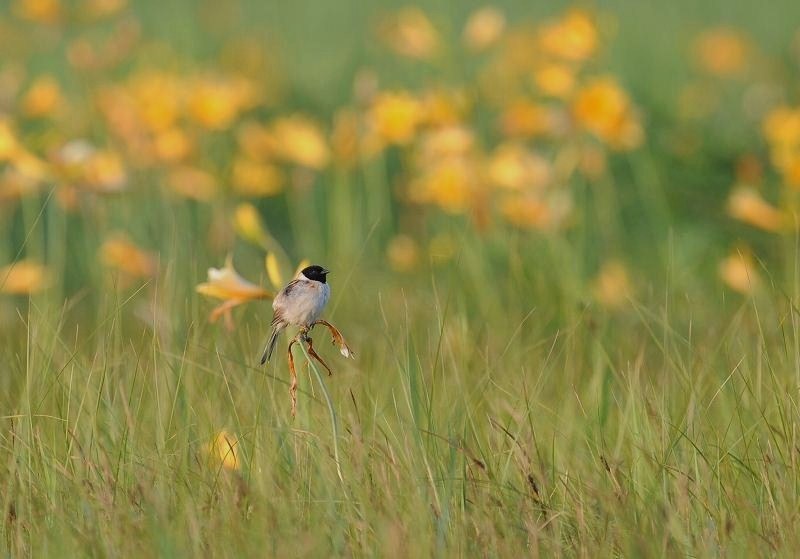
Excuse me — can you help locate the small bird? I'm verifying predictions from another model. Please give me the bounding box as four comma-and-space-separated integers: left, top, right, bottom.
261, 264, 330, 365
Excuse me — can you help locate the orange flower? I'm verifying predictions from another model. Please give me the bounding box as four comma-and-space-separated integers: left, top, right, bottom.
100, 235, 158, 283
386, 235, 419, 272
500, 99, 553, 137
726, 187, 785, 232
592, 261, 633, 309
153, 128, 193, 162
572, 77, 643, 150
487, 143, 552, 191
369, 91, 423, 146
532, 63, 575, 98
270, 115, 330, 169
408, 158, 479, 214
54, 141, 126, 192
463, 7, 506, 52
165, 165, 217, 201
693, 27, 750, 77
231, 157, 283, 197
22, 75, 64, 118
501, 191, 572, 231
196, 257, 272, 329
379, 7, 440, 60
13, 0, 62, 24
0, 260, 51, 294
188, 76, 256, 130
203, 430, 240, 472
719, 248, 759, 294
538, 9, 597, 62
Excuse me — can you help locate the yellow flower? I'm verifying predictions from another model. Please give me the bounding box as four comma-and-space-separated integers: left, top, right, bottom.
128, 72, 183, 133
0, 260, 51, 295
203, 430, 240, 472
379, 7, 440, 60
463, 7, 506, 52
13, 0, 62, 24
232, 203, 269, 246
408, 158, 479, 214
0, 119, 21, 161
572, 77, 643, 150
196, 256, 273, 328
55, 142, 126, 192
693, 27, 750, 77
231, 157, 284, 197
188, 76, 256, 130
592, 261, 633, 309
422, 88, 470, 127
538, 9, 598, 62
532, 63, 575, 98
726, 187, 785, 232
153, 128, 193, 162
100, 235, 158, 280
369, 91, 423, 145
762, 106, 800, 148
719, 248, 759, 294
22, 75, 63, 118
165, 165, 217, 201
487, 143, 552, 191
270, 115, 330, 169
386, 235, 419, 273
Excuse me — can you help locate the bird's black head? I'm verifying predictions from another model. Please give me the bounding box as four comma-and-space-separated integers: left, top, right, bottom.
301, 265, 329, 283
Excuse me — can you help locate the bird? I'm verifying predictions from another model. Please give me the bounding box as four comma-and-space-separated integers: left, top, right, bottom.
260, 264, 330, 365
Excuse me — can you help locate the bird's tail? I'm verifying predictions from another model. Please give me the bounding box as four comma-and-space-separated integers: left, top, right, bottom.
260, 327, 281, 365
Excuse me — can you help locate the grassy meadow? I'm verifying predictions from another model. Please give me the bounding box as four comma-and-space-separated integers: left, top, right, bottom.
3, 0, 800, 556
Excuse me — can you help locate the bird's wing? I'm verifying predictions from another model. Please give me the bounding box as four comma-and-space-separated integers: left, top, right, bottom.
271, 279, 303, 325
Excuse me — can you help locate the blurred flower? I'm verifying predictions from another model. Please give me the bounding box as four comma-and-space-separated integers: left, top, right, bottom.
22, 75, 64, 118
487, 143, 552, 191
463, 7, 506, 52
100, 234, 158, 281
500, 99, 554, 138
369, 91, 423, 146
331, 108, 360, 167
379, 7, 440, 60
237, 121, 277, 161
592, 260, 633, 309
13, 0, 62, 24
693, 27, 750, 77
0, 119, 21, 161
422, 88, 470, 127
80, 0, 127, 20
232, 203, 269, 246
203, 430, 240, 472
270, 115, 330, 169
762, 106, 800, 187
165, 165, 217, 201
719, 248, 759, 294
572, 77, 643, 150
0, 260, 51, 295
53, 141, 126, 192
386, 235, 418, 272
532, 63, 575, 98
265, 255, 310, 290
188, 76, 256, 130
231, 157, 283, 197
501, 191, 572, 231
538, 9, 598, 62
408, 158, 479, 214
196, 256, 272, 328
128, 72, 183, 133
153, 128, 193, 162
726, 187, 785, 232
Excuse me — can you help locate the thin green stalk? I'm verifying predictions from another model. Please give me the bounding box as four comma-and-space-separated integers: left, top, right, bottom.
297, 341, 345, 486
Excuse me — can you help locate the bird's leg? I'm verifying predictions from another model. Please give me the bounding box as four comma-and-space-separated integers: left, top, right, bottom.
304, 336, 334, 376
309, 319, 355, 359
286, 332, 305, 418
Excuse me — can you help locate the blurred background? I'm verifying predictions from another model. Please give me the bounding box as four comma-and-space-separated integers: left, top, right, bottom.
1, 0, 799, 326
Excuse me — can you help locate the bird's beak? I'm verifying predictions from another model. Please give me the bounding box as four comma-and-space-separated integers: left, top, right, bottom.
322, 268, 330, 275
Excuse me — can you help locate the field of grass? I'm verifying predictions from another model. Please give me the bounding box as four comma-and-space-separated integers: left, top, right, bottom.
2, 0, 800, 556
